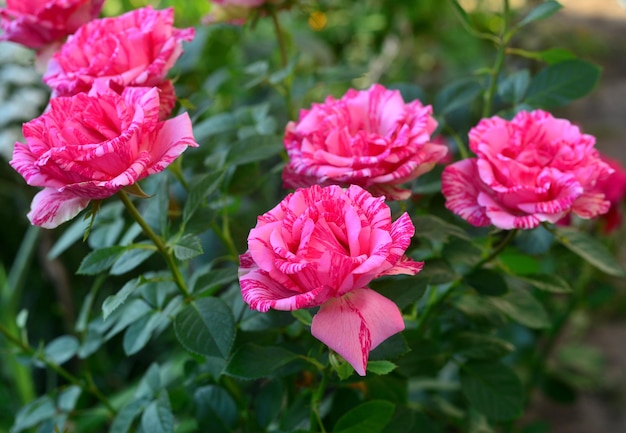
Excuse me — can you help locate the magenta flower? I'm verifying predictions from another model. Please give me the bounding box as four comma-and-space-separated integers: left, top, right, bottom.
283, 84, 447, 201
43, 6, 194, 117
442, 110, 614, 230
239, 184, 423, 375
10, 85, 198, 228
0, 0, 104, 51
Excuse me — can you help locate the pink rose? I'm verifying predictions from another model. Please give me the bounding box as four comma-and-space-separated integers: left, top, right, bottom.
0, 0, 104, 50
283, 84, 447, 201
442, 110, 614, 230
239, 184, 423, 375
10, 85, 198, 228
43, 6, 194, 108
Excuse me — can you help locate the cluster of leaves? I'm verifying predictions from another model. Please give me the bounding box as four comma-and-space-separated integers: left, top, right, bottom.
1, 1, 625, 433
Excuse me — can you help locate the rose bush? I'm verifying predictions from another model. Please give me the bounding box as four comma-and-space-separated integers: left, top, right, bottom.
9, 84, 198, 228
0, 0, 104, 50
283, 84, 447, 200
442, 109, 614, 230
239, 184, 423, 375
43, 5, 194, 111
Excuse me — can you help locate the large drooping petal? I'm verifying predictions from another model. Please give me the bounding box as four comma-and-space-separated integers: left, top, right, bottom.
311, 288, 405, 376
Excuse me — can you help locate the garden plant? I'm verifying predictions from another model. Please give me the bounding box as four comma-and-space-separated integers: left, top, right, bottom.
0, 0, 625, 432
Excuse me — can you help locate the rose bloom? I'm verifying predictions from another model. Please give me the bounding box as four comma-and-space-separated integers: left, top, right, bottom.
43, 6, 194, 109
0, 0, 104, 50
442, 110, 614, 230
10, 84, 198, 228
239, 184, 423, 375
283, 84, 447, 201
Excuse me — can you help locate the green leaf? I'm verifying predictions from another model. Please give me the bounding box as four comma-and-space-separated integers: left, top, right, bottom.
225, 134, 284, 166
141, 392, 174, 433
555, 227, 624, 277
498, 70, 530, 105
44, 335, 79, 365
48, 217, 89, 259
190, 266, 239, 294
460, 361, 524, 421
454, 295, 507, 326
255, 380, 284, 428
141, 174, 169, 235
367, 360, 397, 375
517, 273, 572, 293
488, 288, 550, 329
464, 268, 508, 296
412, 215, 471, 242
420, 259, 458, 285
123, 311, 166, 355
109, 397, 149, 433
524, 60, 601, 108
174, 298, 235, 359
370, 275, 428, 310
195, 385, 238, 432
110, 247, 155, 275
517, 1, 562, 28
102, 278, 142, 320
333, 400, 396, 433
193, 113, 237, 140
226, 344, 298, 379
172, 234, 204, 261
11, 395, 55, 432
182, 171, 224, 224
434, 79, 483, 115
452, 333, 515, 360
291, 309, 312, 326
77, 246, 126, 275
57, 386, 81, 412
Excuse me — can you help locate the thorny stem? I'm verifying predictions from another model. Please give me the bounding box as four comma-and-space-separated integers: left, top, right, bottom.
118, 190, 190, 298
0, 323, 116, 415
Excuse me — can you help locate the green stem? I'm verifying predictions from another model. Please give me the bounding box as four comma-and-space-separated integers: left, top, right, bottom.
482, 0, 511, 118
472, 229, 518, 271
117, 191, 190, 298
309, 370, 328, 433
444, 124, 470, 160
268, 6, 295, 120
0, 323, 116, 415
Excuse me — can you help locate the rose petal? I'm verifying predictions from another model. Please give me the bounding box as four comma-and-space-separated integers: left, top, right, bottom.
441, 159, 491, 227
311, 287, 405, 376
27, 188, 90, 228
